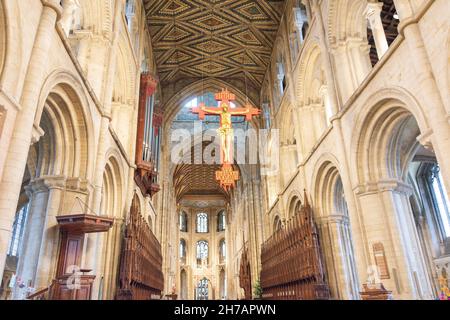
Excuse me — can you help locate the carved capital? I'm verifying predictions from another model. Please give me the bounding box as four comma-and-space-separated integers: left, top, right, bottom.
31, 124, 45, 145
355, 179, 413, 195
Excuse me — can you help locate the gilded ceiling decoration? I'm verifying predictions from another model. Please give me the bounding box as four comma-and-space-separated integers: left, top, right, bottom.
143, 0, 286, 92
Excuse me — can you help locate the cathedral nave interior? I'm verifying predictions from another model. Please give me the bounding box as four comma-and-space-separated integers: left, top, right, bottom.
0, 0, 449, 301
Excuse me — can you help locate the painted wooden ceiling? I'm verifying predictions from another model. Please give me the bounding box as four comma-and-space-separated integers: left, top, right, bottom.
143, 0, 286, 92
172, 142, 240, 201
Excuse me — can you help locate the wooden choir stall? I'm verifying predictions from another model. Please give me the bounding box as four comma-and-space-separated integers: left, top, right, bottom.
116, 195, 164, 300
239, 244, 252, 300
260, 193, 330, 300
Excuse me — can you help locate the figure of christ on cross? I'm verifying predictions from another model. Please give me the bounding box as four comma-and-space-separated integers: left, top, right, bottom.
191, 89, 261, 165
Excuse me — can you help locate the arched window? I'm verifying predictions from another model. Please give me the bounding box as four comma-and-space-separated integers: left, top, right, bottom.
196, 278, 209, 300
424, 164, 450, 237
7, 204, 29, 257
60, 0, 82, 36
196, 213, 208, 233
180, 239, 187, 264
273, 215, 282, 232
180, 211, 188, 232
196, 240, 209, 266
334, 177, 349, 217
365, 1, 399, 66
219, 239, 226, 263
125, 0, 136, 29
217, 210, 226, 232
290, 2, 309, 62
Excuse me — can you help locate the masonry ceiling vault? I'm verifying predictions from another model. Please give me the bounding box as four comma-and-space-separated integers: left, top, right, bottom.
143, 0, 286, 99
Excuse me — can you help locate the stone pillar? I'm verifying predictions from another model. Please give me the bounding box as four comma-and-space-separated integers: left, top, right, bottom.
310, 0, 340, 114
0, 0, 61, 280
365, 1, 389, 59
293, 7, 308, 43
318, 215, 360, 300
355, 181, 434, 299
33, 177, 66, 290
60, 0, 80, 37
13, 179, 51, 299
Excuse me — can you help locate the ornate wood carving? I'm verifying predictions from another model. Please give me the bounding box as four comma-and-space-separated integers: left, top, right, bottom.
135, 73, 160, 198
116, 195, 164, 300
239, 244, 252, 300
260, 193, 330, 300
360, 283, 393, 300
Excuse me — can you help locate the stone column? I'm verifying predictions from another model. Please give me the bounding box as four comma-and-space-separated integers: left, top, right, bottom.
251, 179, 263, 271
293, 7, 308, 44
355, 180, 434, 299
310, 0, 340, 114
318, 214, 360, 300
13, 179, 51, 299
0, 0, 61, 281
60, 0, 80, 37
365, 1, 389, 59
33, 176, 66, 290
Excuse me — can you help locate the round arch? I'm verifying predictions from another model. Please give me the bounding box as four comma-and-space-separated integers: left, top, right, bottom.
34, 70, 95, 179
295, 41, 323, 102
327, 0, 368, 45
352, 88, 431, 185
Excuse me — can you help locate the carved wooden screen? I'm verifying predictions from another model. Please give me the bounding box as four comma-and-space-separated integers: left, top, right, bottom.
116, 195, 164, 300
239, 244, 252, 300
260, 195, 330, 300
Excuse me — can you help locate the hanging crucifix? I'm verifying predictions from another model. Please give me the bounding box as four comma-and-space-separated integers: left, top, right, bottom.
191, 89, 260, 190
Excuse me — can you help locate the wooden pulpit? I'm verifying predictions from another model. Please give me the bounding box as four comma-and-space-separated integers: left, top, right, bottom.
50, 214, 114, 300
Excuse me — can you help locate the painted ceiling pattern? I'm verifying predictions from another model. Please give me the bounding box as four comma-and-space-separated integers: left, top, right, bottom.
143, 0, 286, 90
172, 142, 240, 201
